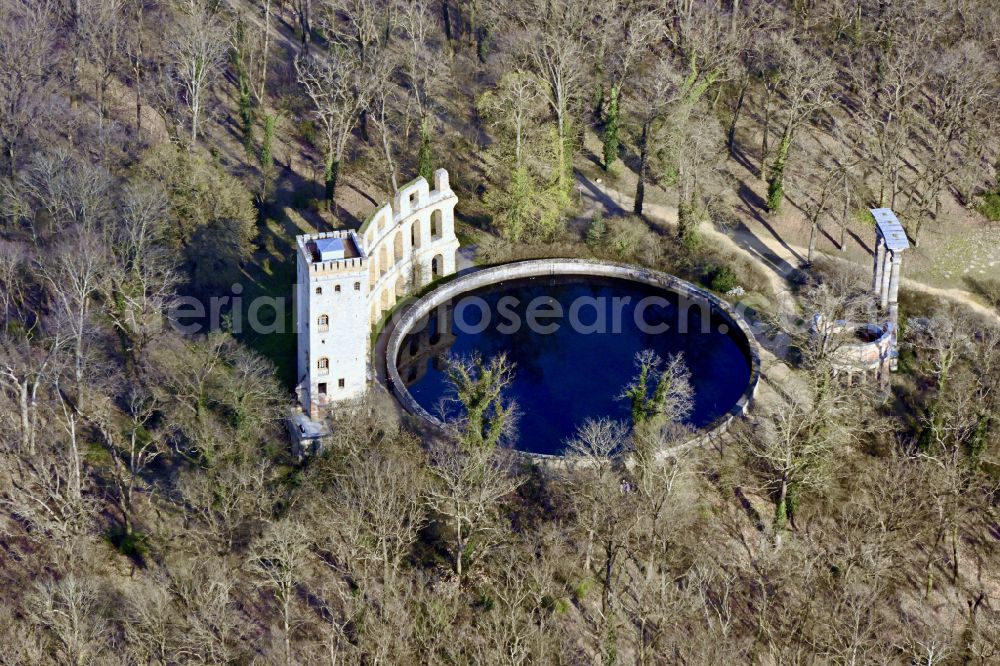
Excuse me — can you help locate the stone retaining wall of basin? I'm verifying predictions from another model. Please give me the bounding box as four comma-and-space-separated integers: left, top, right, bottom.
385, 259, 762, 463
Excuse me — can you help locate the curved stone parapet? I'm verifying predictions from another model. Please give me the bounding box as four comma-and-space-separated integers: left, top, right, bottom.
358, 169, 460, 326
295, 169, 461, 417
812, 315, 895, 378
384, 259, 762, 462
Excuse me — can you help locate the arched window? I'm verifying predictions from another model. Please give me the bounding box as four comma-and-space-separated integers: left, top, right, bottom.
317, 314, 329, 332
431, 209, 443, 241
317, 358, 329, 375
315, 287, 322, 295
334, 284, 341, 293
354, 281, 361, 290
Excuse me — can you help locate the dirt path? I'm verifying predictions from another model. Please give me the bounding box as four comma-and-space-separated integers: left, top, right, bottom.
576, 174, 1000, 324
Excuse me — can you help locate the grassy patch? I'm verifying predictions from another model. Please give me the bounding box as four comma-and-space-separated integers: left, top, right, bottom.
979, 192, 1000, 222
107, 526, 150, 565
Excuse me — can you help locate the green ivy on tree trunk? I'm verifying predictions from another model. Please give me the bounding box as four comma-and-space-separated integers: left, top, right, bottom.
417, 122, 434, 183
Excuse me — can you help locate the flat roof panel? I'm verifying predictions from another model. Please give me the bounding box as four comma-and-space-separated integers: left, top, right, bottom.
871, 208, 909, 251
315, 238, 346, 261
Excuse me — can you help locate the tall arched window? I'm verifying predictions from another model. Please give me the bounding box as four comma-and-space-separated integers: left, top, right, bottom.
431, 209, 443, 241
317, 314, 329, 332
317, 358, 329, 375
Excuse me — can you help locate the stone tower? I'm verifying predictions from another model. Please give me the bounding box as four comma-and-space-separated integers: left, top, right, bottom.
295, 169, 460, 417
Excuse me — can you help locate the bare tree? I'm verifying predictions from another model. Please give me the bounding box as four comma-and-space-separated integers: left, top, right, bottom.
564, 417, 639, 648
78, 0, 127, 122
477, 70, 544, 170
369, 60, 401, 192
326, 448, 426, 584
0, 0, 58, 180
320, 0, 386, 66
911, 42, 996, 245
123, 0, 149, 132
0, 336, 62, 456
0, 240, 27, 334
295, 46, 370, 205
397, 0, 448, 142
670, 0, 744, 102
796, 143, 860, 264
180, 456, 275, 554
736, 377, 858, 544
248, 518, 310, 666
103, 181, 178, 366
620, 350, 693, 465
424, 441, 522, 579
630, 58, 684, 215
8, 149, 114, 235
763, 36, 837, 213
92, 384, 163, 538
597, 3, 667, 170
797, 263, 877, 367
38, 229, 107, 393
30, 575, 107, 665
166, 556, 245, 662
500, 0, 593, 195
673, 113, 725, 244
291, 0, 314, 54
849, 25, 932, 210
168, 3, 228, 146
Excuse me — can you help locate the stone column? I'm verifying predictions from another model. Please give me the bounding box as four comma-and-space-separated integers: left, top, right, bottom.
443, 247, 457, 275
420, 213, 433, 249
443, 206, 456, 240
880, 248, 892, 310
872, 236, 885, 296
887, 253, 901, 325
401, 226, 413, 264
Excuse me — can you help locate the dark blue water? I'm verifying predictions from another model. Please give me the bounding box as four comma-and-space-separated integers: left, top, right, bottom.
396, 276, 752, 455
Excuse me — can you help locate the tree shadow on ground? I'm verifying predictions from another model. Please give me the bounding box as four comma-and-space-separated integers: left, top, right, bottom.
576, 172, 628, 217
737, 181, 805, 268
730, 142, 760, 179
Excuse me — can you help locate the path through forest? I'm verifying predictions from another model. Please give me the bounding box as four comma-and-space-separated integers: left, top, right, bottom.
575, 174, 1000, 324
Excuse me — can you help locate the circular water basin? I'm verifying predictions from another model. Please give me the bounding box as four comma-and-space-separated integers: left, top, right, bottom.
388, 262, 758, 457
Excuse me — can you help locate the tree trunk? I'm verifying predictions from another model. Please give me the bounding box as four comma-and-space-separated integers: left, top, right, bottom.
455, 517, 464, 577
807, 220, 818, 264
774, 477, 788, 533
727, 77, 747, 156
760, 89, 772, 182
555, 109, 569, 194
441, 0, 453, 43
190, 93, 200, 146
295, 0, 312, 54
324, 151, 339, 209
4, 142, 14, 181
634, 121, 649, 216
283, 595, 292, 666
380, 122, 398, 191
135, 86, 143, 133
951, 520, 960, 583
766, 125, 794, 212
840, 178, 850, 250
260, 0, 272, 102
18, 380, 30, 453
602, 541, 613, 615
